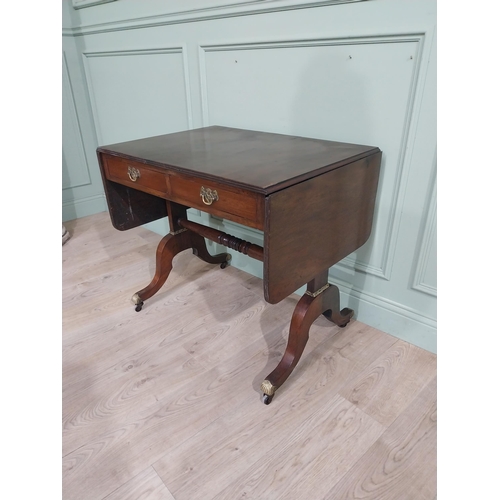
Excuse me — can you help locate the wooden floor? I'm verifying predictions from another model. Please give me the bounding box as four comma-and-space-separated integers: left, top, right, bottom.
62, 212, 437, 500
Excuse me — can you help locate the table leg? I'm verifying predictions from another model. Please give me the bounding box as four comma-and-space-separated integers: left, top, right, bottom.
190, 232, 231, 268
260, 276, 353, 404
131, 229, 229, 311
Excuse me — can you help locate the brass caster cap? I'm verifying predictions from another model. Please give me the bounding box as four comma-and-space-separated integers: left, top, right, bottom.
260, 380, 276, 396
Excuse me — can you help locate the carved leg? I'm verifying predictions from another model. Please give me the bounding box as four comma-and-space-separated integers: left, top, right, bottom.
132, 230, 193, 311
132, 229, 232, 311
167, 203, 230, 269
260, 278, 354, 404
190, 232, 231, 268
321, 284, 354, 328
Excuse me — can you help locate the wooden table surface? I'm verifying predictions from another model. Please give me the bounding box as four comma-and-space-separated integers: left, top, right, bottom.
98, 125, 379, 194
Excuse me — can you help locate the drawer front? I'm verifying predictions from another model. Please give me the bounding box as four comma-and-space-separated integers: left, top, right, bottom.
167, 173, 264, 230
104, 156, 168, 198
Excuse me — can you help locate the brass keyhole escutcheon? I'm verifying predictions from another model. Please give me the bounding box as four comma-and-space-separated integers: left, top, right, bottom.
127, 166, 141, 182
200, 186, 219, 205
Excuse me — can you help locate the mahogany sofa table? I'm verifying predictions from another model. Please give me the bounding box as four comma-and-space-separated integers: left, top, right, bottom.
97, 126, 381, 404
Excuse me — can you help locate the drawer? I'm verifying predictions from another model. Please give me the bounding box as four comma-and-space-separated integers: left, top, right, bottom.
104, 155, 168, 198
167, 173, 264, 230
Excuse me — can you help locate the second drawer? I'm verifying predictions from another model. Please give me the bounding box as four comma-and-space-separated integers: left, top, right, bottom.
167, 173, 264, 230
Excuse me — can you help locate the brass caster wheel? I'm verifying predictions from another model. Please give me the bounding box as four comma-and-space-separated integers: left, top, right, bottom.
132, 293, 143, 312
261, 393, 274, 405
220, 254, 231, 269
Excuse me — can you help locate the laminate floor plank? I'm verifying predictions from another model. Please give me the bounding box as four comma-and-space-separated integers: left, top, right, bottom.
103, 467, 175, 500
339, 340, 437, 426
62, 227, 154, 278
212, 395, 384, 500
153, 324, 396, 500
62, 283, 266, 457
62, 213, 437, 500
62, 258, 222, 358
63, 258, 309, 499
63, 264, 260, 379
63, 334, 277, 499
325, 377, 437, 500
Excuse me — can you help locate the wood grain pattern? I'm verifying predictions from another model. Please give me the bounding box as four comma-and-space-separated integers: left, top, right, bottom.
97, 126, 379, 194
63, 213, 436, 500
326, 377, 437, 499
152, 323, 397, 500
104, 155, 169, 198
211, 395, 385, 500
168, 172, 265, 230
339, 340, 437, 426
103, 467, 175, 500
264, 153, 381, 303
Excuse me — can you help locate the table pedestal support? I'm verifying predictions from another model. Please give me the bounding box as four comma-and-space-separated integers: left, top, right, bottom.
131, 226, 353, 406
260, 272, 353, 404
131, 229, 229, 311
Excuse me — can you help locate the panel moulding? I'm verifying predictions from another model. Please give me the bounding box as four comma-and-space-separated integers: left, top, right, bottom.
63, 51, 92, 190
63, 1, 367, 36
81, 46, 193, 145
333, 271, 437, 326
72, 0, 117, 9
411, 162, 437, 297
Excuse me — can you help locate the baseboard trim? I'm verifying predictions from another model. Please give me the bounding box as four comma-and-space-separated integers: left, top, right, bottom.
334, 281, 436, 353
62, 194, 107, 222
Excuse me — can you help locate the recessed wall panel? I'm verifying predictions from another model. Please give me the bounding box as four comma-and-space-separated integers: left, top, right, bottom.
84, 49, 190, 145
201, 38, 420, 278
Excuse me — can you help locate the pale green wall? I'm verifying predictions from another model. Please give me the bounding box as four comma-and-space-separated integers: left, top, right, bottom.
62, 0, 437, 352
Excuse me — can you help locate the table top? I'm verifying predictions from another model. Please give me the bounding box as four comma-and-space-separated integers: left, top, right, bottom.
97, 126, 379, 195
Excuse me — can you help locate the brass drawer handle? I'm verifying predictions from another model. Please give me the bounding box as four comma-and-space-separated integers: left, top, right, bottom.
200, 186, 219, 205
127, 166, 141, 182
